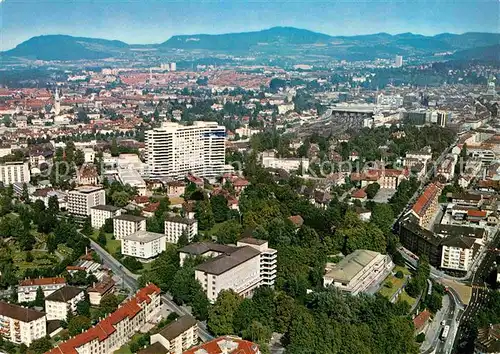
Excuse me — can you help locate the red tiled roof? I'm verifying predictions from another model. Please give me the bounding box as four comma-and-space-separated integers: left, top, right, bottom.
134, 196, 149, 204
183, 336, 260, 354
143, 202, 159, 213
412, 183, 441, 217
19, 277, 65, 287
467, 210, 487, 218
288, 215, 304, 227
413, 309, 431, 332
352, 188, 367, 199
47, 284, 160, 354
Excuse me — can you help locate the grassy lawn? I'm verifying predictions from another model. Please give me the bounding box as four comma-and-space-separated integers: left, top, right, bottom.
398, 290, 417, 308
378, 266, 411, 299
11, 247, 59, 277
114, 334, 142, 354
90, 230, 121, 255
57, 244, 73, 258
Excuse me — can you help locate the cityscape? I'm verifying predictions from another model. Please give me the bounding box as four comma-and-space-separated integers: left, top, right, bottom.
0, 1, 499, 354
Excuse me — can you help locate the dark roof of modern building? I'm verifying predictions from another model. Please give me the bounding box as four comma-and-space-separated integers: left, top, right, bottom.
47, 319, 62, 335
113, 214, 146, 222
137, 342, 168, 354
434, 224, 486, 239
401, 219, 442, 247
196, 246, 261, 275
441, 236, 476, 249
451, 193, 482, 201
91, 204, 121, 212
164, 216, 197, 225
238, 237, 267, 246
179, 242, 237, 256
0, 301, 45, 322
158, 315, 197, 341
45, 286, 83, 303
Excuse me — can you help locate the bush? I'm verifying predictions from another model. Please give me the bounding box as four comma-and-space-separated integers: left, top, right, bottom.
395, 270, 404, 279
416, 333, 426, 343
122, 256, 143, 272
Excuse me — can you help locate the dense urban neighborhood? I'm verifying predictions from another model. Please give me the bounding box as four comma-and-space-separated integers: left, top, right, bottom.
0, 10, 499, 354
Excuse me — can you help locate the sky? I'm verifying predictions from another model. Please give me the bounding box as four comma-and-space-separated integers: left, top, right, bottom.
0, 0, 499, 50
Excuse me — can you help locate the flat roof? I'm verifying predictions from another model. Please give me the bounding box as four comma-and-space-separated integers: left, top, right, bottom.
123, 230, 165, 242
91, 204, 121, 212
196, 246, 260, 275
238, 237, 267, 246
324, 249, 382, 283
71, 186, 103, 194
113, 214, 146, 222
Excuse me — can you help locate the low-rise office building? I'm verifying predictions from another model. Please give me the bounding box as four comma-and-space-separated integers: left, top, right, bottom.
0, 301, 46, 346
48, 284, 161, 354
91, 204, 121, 230
145, 315, 198, 354
18, 277, 66, 303
164, 216, 198, 244
121, 230, 166, 260
68, 186, 106, 216
45, 286, 85, 321
323, 249, 394, 295
113, 214, 147, 240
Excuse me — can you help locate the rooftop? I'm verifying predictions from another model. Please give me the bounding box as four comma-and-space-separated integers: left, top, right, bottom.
19, 277, 66, 287
179, 242, 237, 256
71, 186, 103, 194
91, 204, 121, 212
324, 249, 382, 284
123, 230, 165, 243
157, 314, 197, 341
476, 324, 500, 353
45, 286, 83, 303
238, 237, 267, 246
0, 301, 45, 323
196, 246, 261, 275
164, 216, 197, 225
113, 214, 146, 222
183, 336, 260, 354
441, 236, 477, 249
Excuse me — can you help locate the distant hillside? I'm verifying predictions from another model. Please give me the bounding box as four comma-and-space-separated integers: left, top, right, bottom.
451, 44, 500, 61
2, 35, 129, 61
3, 28, 500, 61
160, 26, 333, 50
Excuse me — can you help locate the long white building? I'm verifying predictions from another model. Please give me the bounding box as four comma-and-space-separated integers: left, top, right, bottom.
0, 161, 30, 185
145, 121, 225, 180
323, 249, 394, 295
179, 238, 277, 303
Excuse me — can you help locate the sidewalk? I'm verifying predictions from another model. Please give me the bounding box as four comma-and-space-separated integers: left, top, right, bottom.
420, 295, 450, 352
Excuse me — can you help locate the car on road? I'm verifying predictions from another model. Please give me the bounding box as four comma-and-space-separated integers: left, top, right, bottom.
441, 320, 446, 326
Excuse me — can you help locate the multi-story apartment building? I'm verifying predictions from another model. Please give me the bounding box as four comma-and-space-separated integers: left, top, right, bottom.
0, 302, 46, 346
44, 286, 85, 321
68, 186, 106, 216
113, 214, 147, 240
147, 315, 198, 354
88, 276, 115, 306
91, 204, 121, 230
237, 238, 277, 287
323, 249, 394, 295
48, 284, 161, 354
183, 336, 261, 354
145, 121, 225, 180
164, 216, 198, 244
410, 183, 442, 229
179, 239, 277, 303
121, 230, 166, 260
440, 236, 477, 272
399, 219, 443, 267
18, 277, 66, 303
351, 168, 408, 190
0, 161, 30, 185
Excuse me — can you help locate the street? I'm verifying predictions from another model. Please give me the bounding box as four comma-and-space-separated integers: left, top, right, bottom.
87, 236, 214, 342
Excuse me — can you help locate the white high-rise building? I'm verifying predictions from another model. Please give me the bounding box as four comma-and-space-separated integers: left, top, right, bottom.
0, 162, 30, 185
395, 55, 403, 68
146, 121, 225, 180
170, 62, 177, 71
67, 186, 106, 216
54, 88, 61, 115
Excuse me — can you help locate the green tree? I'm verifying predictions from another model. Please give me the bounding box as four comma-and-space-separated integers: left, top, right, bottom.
370, 203, 395, 234
74, 149, 85, 167
67, 315, 91, 336
29, 337, 53, 354
48, 195, 59, 212
34, 286, 44, 308
195, 200, 214, 231
365, 182, 380, 199
102, 218, 113, 233
100, 293, 120, 314
208, 290, 242, 336
47, 235, 58, 253
97, 229, 107, 246
76, 299, 91, 317
81, 216, 93, 236
21, 183, 30, 203
111, 191, 130, 207
110, 138, 119, 156
214, 220, 242, 244
211, 194, 230, 223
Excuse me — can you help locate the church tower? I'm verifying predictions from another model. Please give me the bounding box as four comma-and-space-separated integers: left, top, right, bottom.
54, 88, 61, 115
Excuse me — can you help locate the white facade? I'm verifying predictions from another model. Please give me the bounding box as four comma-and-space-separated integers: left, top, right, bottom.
261, 151, 309, 173
146, 121, 225, 179
323, 250, 394, 295
18, 278, 66, 303
44, 286, 85, 321
121, 231, 166, 260
0, 302, 46, 346
68, 186, 106, 216
164, 217, 198, 244
440, 238, 475, 272
149, 315, 198, 354
0, 162, 30, 185
113, 215, 147, 240
237, 238, 277, 287
91, 205, 122, 230
395, 55, 403, 67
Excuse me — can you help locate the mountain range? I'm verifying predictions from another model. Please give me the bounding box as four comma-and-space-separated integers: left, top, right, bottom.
2, 27, 499, 62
